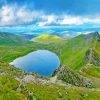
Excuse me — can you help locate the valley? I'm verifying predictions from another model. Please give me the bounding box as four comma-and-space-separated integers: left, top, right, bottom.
0, 32, 100, 100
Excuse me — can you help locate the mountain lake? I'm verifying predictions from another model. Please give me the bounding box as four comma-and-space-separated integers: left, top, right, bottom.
10, 50, 60, 76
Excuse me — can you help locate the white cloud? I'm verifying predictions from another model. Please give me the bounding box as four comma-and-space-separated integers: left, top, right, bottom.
83, 17, 100, 24
60, 16, 83, 25
38, 15, 57, 26
77, 32, 82, 35
1, 4, 100, 27
59, 16, 100, 25
37, 15, 100, 27
0, 4, 42, 26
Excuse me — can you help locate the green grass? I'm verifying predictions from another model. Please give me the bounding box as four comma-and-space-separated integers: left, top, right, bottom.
79, 64, 100, 88
0, 74, 25, 100
59, 35, 92, 69
0, 71, 100, 100
82, 66, 100, 78
27, 82, 100, 100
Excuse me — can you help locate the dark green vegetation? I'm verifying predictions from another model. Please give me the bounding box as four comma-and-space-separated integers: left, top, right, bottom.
0, 32, 100, 100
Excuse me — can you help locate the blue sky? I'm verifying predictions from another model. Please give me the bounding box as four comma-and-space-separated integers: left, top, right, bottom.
0, 0, 100, 35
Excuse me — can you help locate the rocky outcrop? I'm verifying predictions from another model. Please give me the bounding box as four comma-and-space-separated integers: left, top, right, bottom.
84, 49, 100, 66
56, 65, 92, 88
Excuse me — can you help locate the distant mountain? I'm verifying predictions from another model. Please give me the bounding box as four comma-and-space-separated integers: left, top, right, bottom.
50, 31, 77, 38
0, 32, 32, 45
31, 34, 64, 43
19, 33, 37, 40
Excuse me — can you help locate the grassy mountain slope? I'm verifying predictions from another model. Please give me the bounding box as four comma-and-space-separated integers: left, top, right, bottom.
59, 32, 100, 70
31, 34, 64, 43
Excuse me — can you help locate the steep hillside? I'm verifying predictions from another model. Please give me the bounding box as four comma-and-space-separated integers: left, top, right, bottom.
59, 32, 100, 70
31, 34, 64, 43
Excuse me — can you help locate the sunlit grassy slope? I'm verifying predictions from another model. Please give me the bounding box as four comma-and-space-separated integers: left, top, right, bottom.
31, 34, 64, 43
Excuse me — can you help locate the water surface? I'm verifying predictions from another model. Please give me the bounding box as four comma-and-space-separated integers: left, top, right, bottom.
10, 50, 60, 76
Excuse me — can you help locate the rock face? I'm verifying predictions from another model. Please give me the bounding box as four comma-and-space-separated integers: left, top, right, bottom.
84, 49, 100, 66
56, 65, 92, 87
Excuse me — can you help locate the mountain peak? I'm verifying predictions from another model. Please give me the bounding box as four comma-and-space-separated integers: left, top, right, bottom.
31, 34, 63, 43
87, 31, 100, 42
36, 34, 61, 39
89, 31, 99, 36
